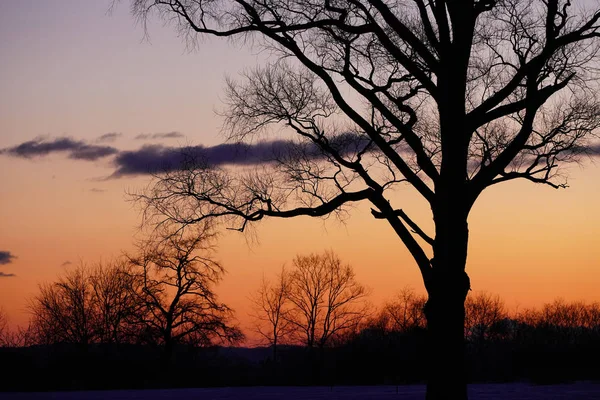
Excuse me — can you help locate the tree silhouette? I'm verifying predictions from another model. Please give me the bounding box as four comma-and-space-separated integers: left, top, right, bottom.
126, 225, 243, 363
129, 1, 600, 397
29, 266, 97, 345
381, 287, 427, 333
0, 308, 10, 347
28, 262, 137, 346
89, 261, 139, 344
284, 251, 368, 349
250, 266, 293, 362
464, 291, 506, 343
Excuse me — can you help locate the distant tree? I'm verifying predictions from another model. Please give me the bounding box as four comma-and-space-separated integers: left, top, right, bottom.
382, 287, 427, 333
284, 251, 368, 349
89, 261, 138, 344
129, 0, 600, 397
464, 291, 506, 342
29, 266, 97, 345
28, 261, 139, 346
126, 225, 243, 363
250, 266, 292, 362
0, 308, 10, 347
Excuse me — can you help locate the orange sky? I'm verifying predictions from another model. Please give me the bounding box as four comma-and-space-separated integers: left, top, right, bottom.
1, 1, 599, 339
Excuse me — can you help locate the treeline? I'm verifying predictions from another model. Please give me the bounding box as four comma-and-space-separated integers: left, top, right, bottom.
339, 290, 600, 385
1, 248, 600, 390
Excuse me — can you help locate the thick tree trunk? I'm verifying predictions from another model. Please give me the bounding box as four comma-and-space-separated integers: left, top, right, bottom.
161, 330, 174, 370
424, 209, 471, 400
424, 272, 470, 400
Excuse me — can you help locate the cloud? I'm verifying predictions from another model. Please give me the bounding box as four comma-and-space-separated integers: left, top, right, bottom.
1, 137, 118, 161
61, 261, 72, 267
135, 131, 185, 140
89, 188, 106, 193
110, 133, 370, 177
588, 143, 600, 155
0, 251, 16, 265
2, 133, 371, 178
96, 132, 122, 143
0, 251, 16, 277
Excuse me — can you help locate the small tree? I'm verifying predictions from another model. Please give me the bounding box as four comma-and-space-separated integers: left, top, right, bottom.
126, 225, 243, 363
250, 267, 292, 362
464, 291, 506, 342
382, 287, 427, 333
285, 251, 368, 349
0, 308, 11, 347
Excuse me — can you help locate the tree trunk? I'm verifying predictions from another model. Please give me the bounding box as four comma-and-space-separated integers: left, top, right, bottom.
425, 210, 471, 400
162, 332, 174, 370
424, 273, 470, 400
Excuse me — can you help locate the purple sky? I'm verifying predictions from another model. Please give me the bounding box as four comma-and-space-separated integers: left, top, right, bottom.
0, 0, 262, 149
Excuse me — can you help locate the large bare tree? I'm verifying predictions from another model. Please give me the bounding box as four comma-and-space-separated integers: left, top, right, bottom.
128, 0, 600, 397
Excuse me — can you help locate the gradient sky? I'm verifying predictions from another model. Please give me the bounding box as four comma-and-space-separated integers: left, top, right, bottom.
1, 1, 599, 339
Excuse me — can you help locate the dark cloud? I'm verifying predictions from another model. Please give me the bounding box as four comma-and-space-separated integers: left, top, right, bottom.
2, 133, 371, 178
96, 132, 122, 143
110, 133, 370, 177
0, 251, 16, 277
0, 251, 16, 265
1, 137, 118, 161
61, 261, 72, 267
588, 143, 600, 155
134, 131, 185, 140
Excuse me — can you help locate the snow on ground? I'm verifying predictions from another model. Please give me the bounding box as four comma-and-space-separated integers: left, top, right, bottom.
3, 383, 600, 400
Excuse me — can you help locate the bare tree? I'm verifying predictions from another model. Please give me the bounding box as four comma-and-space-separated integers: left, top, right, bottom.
128, 1, 600, 397
0, 308, 11, 347
27, 261, 140, 346
382, 287, 427, 333
126, 224, 243, 363
29, 266, 97, 345
89, 260, 138, 344
284, 251, 368, 349
250, 266, 292, 362
464, 291, 506, 342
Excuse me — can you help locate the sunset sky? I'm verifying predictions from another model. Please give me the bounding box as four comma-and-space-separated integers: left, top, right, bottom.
1, 0, 599, 339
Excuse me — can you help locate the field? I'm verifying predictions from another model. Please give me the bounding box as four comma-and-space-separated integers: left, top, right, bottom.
3, 384, 600, 400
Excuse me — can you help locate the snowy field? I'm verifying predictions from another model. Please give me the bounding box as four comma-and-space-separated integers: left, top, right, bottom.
3, 384, 600, 400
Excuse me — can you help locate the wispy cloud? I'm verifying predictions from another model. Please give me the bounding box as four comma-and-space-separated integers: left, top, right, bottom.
0, 251, 16, 265
61, 261, 72, 267
0, 272, 16, 278
89, 188, 106, 193
134, 131, 185, 140
0, 137, 118, 161
96, 132, 122, 143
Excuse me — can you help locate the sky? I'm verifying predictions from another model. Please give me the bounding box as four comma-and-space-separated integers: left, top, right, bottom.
1, 1, 599, 338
